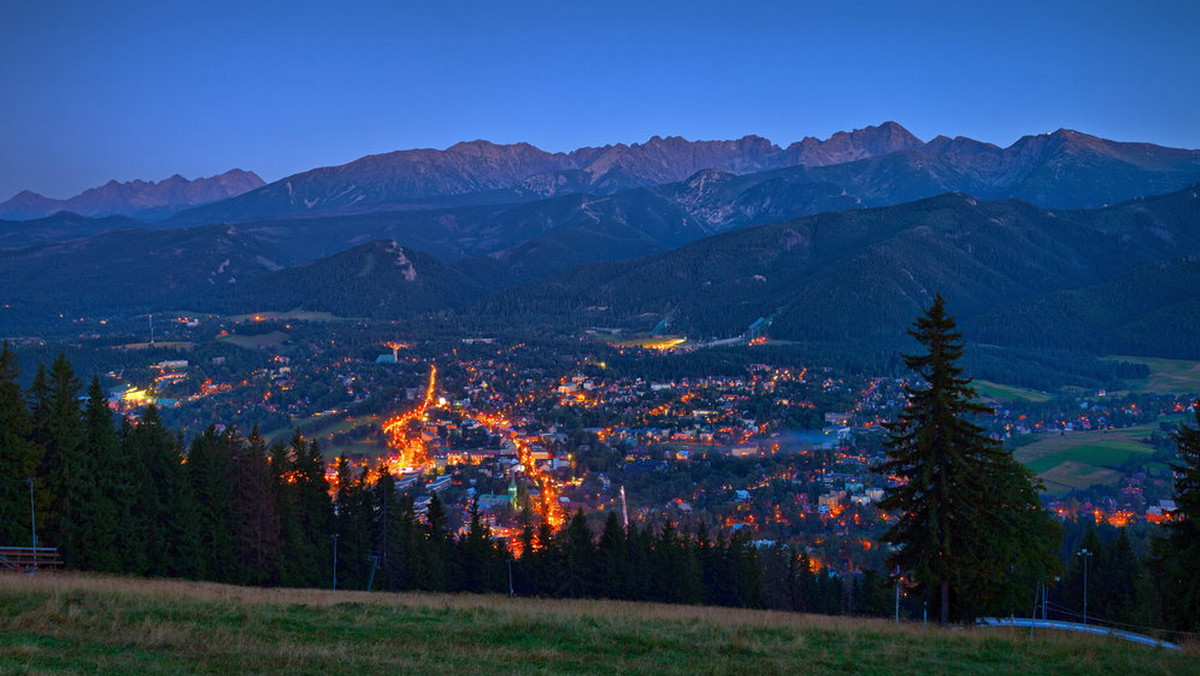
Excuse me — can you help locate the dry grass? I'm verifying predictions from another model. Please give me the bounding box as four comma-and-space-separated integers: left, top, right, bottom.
1, 574, 1196, 675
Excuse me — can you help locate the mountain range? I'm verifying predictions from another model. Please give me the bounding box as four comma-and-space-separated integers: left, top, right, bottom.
0, 169, 264, 221
156, 122, 919, 226
158, 123, 1200, 227
2, 122, 1199, 386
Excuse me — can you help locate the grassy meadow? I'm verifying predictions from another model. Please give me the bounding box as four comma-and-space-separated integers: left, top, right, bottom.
1108, 356, 1200, 395
1014, 424, 1161, 493
1, 574, 1195, 675
974, 380, 1053, 403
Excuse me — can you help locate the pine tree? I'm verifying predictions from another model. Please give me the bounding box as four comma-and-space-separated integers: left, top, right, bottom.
123, 406, 200, 577
457, 497, 504, 593
0, 342, 38, 547
188, 426, 238, 581
422, 492, 452, 591
595, 512, 628, 599
874, 295, 1059, 625
368, 466, 395, 590
1105, 529, 1139, 623
560, 509, 594, 597
1153, 401, 1200, 631
76, 376, 122, 572
34, 353, 86, 565
229, 426, 280, 585
273, 432, 332, 587
332, 454, 370, 590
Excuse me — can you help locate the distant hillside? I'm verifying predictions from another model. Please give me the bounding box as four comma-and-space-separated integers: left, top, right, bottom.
473, 186, 1200, 360
0, 170, 264, 221
163, 175, 864, 284
5, 185, 1200, 380
0, 212, 147, 249
208, 240, 483, 318
0, 223, 285, 319
972, 256, 1200, 360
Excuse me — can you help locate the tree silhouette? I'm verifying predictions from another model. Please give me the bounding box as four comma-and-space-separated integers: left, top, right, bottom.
875, 295, 1059, 624
1152, 401, 1200, 630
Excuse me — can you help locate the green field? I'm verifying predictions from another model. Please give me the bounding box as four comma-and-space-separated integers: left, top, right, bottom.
1015, 424, 1160, 493
1, 575, 1193, 675
1108, 355, 1200, 395
974, 380, 1053, 403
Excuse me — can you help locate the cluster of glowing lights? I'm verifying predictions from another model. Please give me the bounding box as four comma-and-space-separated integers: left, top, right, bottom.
642, 338, 687, 351
380, 364, 565, 529
121, 388, 154, 405
381, 364, 438, 472
469, 411, 565, 529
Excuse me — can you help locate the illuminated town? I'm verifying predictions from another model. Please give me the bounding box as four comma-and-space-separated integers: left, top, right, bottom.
38, 311, 1183, 575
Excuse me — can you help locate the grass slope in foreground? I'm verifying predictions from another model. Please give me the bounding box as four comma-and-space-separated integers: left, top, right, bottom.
1, 575, 1195, 675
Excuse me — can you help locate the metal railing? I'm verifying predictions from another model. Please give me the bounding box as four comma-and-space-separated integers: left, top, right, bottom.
977, 616, 1182, 650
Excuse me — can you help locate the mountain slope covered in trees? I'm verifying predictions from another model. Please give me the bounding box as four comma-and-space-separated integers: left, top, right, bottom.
474, 186, 1200, 357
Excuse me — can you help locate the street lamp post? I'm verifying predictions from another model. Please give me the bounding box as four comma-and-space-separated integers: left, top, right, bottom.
27, 478, 37, 573
331, 534, 340, 591
1078, 548, 1093, 624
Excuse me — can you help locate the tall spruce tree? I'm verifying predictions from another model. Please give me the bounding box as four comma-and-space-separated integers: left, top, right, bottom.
0, 342, 38, 546
332, 453, 371, 590
77, 376, 123, 572
188, 427, 238, 581
34, 353, 86, 565
874, 295, 1058, 625
122, 406, 201, 577
1153, 401, 1200, 631
230, 426, 280, 585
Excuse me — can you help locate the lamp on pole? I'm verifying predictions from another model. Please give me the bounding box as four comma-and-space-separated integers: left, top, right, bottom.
27, 478, 39, 573
1078, 548, 1093, 624
27, 478, 37, 552
331, 534, 340, 591
507, 558, 514, 597
893, 566, 902, 623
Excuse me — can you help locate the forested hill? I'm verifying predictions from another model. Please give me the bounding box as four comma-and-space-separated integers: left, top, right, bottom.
472, 185, 1200, 357
204, 240, 484, 319
4, 184, 1200, 377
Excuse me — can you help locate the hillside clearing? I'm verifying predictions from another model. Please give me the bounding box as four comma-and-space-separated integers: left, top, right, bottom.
974, 380, 1053, 403
1107, 355, 1200, 395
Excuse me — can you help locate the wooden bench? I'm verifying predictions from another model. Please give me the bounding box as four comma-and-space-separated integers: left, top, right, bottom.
0, 546, 64, 572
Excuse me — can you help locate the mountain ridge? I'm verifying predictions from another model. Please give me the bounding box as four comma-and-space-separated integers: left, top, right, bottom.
163, 124, 1200, 226
0, 169, 265, 221
163, 123, 923, 225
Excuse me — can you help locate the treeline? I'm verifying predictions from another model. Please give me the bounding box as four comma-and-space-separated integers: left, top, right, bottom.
0, 344, 860, 614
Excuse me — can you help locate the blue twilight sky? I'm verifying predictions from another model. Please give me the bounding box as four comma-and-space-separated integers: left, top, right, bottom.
2, 0, 1198, 200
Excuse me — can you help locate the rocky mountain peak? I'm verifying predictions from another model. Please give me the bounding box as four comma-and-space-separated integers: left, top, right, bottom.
784, 122, 924, 166
0, 170, 266, 221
